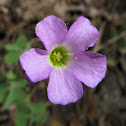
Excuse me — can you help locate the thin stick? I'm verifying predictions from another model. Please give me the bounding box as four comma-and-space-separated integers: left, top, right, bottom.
94, 30, 126, 52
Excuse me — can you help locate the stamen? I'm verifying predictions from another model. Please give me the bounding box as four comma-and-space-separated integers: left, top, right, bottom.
54, 51, 56, 55
49, 45, 70, 67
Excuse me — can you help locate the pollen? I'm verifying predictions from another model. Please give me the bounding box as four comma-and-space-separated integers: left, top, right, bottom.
75, 57, 77, 60
35, 26, 38, 31
57, 59, 60, 61
51, 51, 63, 62
54, 51, 56, 55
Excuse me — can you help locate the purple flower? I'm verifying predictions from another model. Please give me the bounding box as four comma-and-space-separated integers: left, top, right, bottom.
18, 15, 107, 105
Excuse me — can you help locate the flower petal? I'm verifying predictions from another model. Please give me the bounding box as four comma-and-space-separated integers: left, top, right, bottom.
65, 16, 99, 52
35, 15, 67, 52
18, 48, 52, 83
70, 51, 107, 88
47, 69, 83, 105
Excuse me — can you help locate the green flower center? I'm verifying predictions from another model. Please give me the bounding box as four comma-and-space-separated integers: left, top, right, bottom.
49, 45, 70, 67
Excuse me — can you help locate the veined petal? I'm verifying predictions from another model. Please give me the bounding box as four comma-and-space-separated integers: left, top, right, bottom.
35, 15, 67, 52
47, 69, 83, 105
18, 48, 52, 83
70, 51, 107, 88
65, 16, 99, 52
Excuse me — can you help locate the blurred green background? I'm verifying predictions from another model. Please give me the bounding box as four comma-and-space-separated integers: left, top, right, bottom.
0, 0, 126, 126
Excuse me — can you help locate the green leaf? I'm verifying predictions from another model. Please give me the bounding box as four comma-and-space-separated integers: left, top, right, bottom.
29, 102, 47, 114
5, 44, 21, 51
29, 102, 48, 125
4, 90, 27, 109
23, 43, 31, 51
15, 101, 30, 126
0, 84, 8, 102
5, 35, 27, 51
4, 52, 21, 64
16, 101, 29, 113
0, 73, 6, 82
4, 91, 15, 108
10, 79, 27, 89
15, 35, 27, 49
26, 99, 48, 126
7, 71, 16, 80
14, 112, 29, 126
29, 114, 47, 126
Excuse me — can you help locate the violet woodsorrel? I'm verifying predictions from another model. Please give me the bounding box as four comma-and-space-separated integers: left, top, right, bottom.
18, 15, 107, 105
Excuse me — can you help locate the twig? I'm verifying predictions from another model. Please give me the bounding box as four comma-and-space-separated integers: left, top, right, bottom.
94, 30, 126, 52
30, 37, 39, 44
93, 21, 106, 52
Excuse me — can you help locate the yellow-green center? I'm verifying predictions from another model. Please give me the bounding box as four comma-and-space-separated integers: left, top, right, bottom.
49, 45, 70, 67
